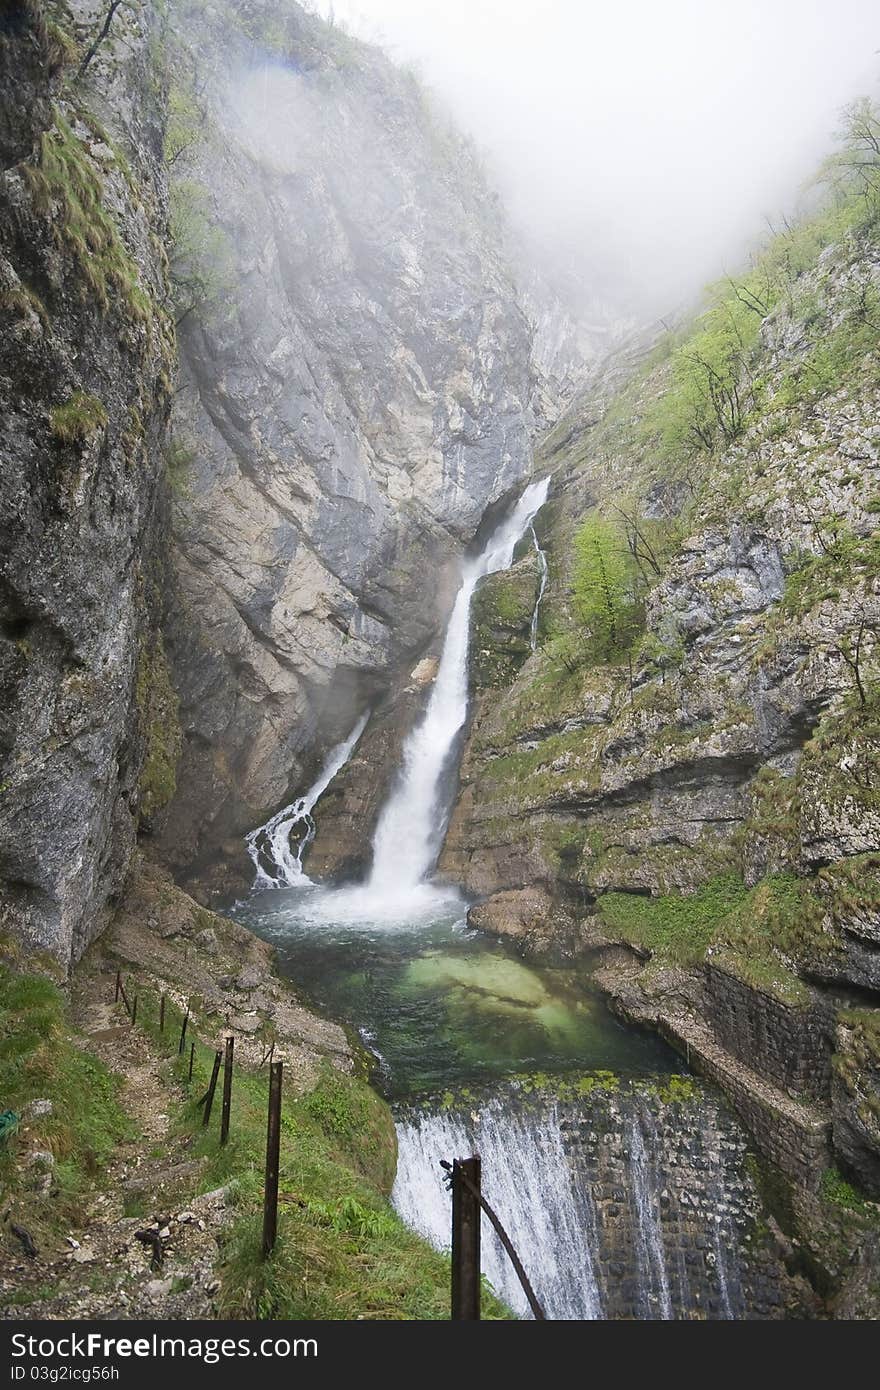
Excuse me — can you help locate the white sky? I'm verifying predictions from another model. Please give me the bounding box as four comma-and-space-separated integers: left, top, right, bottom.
309, 0, 879, 314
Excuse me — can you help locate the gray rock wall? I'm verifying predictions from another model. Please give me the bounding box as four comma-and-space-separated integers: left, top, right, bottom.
704, 962, 834, 1102
156, 0, 539, 889
0, 1, 173, 968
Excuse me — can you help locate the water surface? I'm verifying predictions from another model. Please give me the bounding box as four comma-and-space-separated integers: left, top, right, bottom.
234, 886, 673, 1098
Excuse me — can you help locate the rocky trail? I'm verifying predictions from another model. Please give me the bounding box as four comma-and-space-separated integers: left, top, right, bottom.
2, 961, 231, 1320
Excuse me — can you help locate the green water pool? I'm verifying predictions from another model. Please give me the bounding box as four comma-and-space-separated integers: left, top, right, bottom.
233, 886, 674, 1097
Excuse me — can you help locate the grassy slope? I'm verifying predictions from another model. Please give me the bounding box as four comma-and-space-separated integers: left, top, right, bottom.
0, 964, 509, 1319
0, 960, 132, 1252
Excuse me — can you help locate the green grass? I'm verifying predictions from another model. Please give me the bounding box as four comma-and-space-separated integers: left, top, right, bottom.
0, 963, 131, 1244
597, 872, 821, 1001
49, 391, 108, 444
597, 874, 750, 964
23, 112, 154, 330
208, 1061, 510, 1319
125, 986, 511, 1319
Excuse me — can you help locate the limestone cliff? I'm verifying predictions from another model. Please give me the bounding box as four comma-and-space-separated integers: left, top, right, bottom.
153, 0, 540, 892
0, 0, 174, 969
0, 0, 548, 956
442, 196, 880, 1209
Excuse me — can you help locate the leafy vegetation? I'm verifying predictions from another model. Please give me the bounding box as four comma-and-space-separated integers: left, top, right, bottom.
598, 875, 750, 965
640, 105, 879, 472
571, 515, 641, 661
168, 178, 235, 323
164, 84, 203, 169
820, 1166, 871, 1213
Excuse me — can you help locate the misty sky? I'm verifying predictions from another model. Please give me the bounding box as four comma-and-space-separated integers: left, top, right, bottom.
310, 0, 879, 316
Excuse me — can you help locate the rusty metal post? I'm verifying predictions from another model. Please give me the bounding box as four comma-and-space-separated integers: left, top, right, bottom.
159, 994, 166, 1034
202, 1049, 222, 1127
220, 1035, 234, 1145
178, 1009, 189, 1056
262, 1060, 283, 1258
451, 1156, 481, 1320
115, 970, 121, 1003
188, 1041, 195, 1082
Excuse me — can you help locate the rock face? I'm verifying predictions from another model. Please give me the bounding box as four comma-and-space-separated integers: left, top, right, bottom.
0, 2, 173, 969
441, 221, 880, 1205
0, 0, 547, 951
154, 0, 539, 890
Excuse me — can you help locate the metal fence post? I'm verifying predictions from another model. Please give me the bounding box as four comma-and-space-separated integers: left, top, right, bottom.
201, 1049, 222, 1127
220, 1035, 234, 1145
262, 1060, 283, 1258
451, 1156, 481, 1320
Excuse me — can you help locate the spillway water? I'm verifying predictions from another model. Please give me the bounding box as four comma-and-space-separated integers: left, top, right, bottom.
393, 1093, 603, 1319
392, 1085, 763, 1321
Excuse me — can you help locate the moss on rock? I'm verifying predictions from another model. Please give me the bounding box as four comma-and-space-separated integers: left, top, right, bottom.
136, 632, 182, 827
49, 390, 107, 444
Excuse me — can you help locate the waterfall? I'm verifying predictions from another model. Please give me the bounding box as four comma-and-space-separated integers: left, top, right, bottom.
367, 477, 550, 902
392, 1094, 603, 1320
528, 522, 548, 651
246, 711, 369, 887
243, 478, 549, 915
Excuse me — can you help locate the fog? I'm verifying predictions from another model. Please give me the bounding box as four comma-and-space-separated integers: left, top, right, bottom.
311, 0, 878, 317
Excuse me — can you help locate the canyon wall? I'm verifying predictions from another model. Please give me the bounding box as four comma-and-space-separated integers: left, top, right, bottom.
0, 0, 174, 968
154, 0, 542, 895
0, 0, 550, 957
440, 213, 880, 1213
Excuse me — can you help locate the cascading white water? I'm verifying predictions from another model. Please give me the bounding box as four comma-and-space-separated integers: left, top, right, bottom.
392, 1095, 603, 1320
528, 522, 548, 651
367, 477, 550, 905
627, 1111, 673, 1320
246, 711, 369, 888
242, 478, 549, 922
392, 1087, 756, 1321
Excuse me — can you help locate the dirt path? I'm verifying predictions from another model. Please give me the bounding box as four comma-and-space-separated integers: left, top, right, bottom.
3, 967, 232, 1320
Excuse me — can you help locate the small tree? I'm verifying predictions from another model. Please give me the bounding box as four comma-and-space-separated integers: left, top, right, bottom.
572, 515, 641, 662
830, 98, 880, 196
168, 180, 235, 325
77, 1, 135, 80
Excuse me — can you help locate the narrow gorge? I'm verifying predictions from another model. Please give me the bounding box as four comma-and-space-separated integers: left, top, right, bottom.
1, 0, 879, 1327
